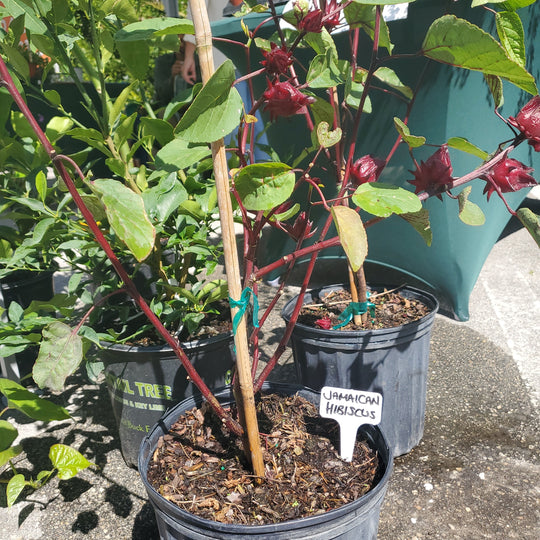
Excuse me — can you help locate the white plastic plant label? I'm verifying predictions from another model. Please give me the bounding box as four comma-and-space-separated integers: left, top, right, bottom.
319, 386, 383, 462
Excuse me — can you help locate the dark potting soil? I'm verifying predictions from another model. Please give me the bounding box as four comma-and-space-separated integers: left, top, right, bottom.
297, 287, 432, 331
146, 393, 380, 525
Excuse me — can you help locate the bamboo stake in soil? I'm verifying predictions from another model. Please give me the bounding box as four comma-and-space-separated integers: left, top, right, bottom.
188, 0, 265, 479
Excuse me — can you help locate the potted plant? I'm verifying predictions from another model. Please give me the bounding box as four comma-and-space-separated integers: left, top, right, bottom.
1, 0, 539, 537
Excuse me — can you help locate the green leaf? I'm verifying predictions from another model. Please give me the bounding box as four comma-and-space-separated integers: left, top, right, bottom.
92, 179, 156, 261
422, 15, 537, 95
500, 0, 536, 9
0, 0, 47, 34
270, 203, 300, 222
400, 209, 432, 246
0, 420, 18, 452
155, 138, 211, 171
447, 137, 489, 160
46, 116, 74, 143
49, 444, 94, 480
496, 10, 526, 67
0, 378, 70, 421
458, 186, 486, 226
0, 444, 23, 468
317, 122, 342, 148
344, 3, 393, 53
374, 67, 413, 99
484, 74, 504, 109
234, 163, 295, 211
35, 170, 47, 202
142, 173, 188, 223
517, 207, 540, 248
116, 40, 149, 80
33, 322, 83, 391
393, 117, 426, 148
331, 206, 367, 272
306, 51, 347, 88
7, 474, 26, 507
139, 117, 174, 147
8, 301, 24, 323
350, 0, 415, 4
109, 82, 137, 127
175, 61, 242, 143
115, 17, 194, 41
352, 183, 422, 217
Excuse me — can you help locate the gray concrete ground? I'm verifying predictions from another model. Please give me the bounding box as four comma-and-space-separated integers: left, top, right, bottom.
1, 212, 539, 539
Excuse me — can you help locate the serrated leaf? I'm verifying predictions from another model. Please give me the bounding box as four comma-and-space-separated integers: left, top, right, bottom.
495, 10, 526, 68
447, 137, 489, 160
7, 474, 26, 507
353, 182, 422, 217
422, 15, 537, 95
92, 179, 155, 261
317, 122, 342, 148
49, 444, 94, 480
458, 186, 486, 226
175, 60, 242, 143
394, 117, 426, 148
234, 163, 295, 211
400, 209, 433, 246
517, 207, 540, 248
331, 206, 367, 272
33, 322, 83, 391
0, 419, 18, 452
0, 378, 70, 421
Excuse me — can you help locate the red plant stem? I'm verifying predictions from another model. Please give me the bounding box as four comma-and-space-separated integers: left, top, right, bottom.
0, 58, 243, 437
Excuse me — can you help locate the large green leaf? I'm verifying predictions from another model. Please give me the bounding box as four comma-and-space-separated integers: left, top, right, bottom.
154, 138, 211, 171
115, 17, 194, 41
234, 163, 295, 211
92, 179, 155, 261
352, 183, 422, 217
458, 186, 486, 226
422, 15, 537, 94
400, 209, 432, 246
139, 117, 174, 147
0, 420, 18, 452
331, 206, 367, 272
49, 444, 94, 480
33, 322, 83, 392
0, 0, 47, 34
306, 51, 348, 88
374, 67, 413, 99
142, 173, 188, 223
0, 444, 23, 468
175, 60, 243, 143
0, 378, 70, 421
116, 40, 149, 80
517, 207, 540, 248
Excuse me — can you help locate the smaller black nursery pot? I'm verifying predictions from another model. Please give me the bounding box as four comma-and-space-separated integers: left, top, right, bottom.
282, 285, 439, 457
99, 332, 235, 468
138, 383, 393, 540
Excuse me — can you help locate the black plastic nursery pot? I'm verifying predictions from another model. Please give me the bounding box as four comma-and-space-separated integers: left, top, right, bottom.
282, 285, 439, 457
0, 270, 55, 379
99, 332, 235, 468
139, 382, 392, 540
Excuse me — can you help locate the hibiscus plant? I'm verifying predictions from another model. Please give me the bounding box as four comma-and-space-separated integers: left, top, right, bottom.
1, 0, 539, 485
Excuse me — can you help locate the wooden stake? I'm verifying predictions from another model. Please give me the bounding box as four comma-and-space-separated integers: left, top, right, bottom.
188, 0, 265, 479
347, 265, 363, 326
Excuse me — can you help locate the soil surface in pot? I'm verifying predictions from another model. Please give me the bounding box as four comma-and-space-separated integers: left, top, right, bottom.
297, 287, 432, 331
146, 393, 380, 525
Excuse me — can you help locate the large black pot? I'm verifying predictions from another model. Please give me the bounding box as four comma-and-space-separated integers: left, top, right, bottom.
282, 285, 439, 456
139, 382, 392, 539
0, 270, 55, 379
99, 332, 235, 468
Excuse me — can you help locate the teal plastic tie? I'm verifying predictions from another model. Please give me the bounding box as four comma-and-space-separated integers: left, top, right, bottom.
229, 287, 260, 336
332, 294, 375, 330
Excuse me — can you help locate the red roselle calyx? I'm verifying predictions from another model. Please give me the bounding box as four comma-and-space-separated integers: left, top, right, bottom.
408, 145, 454, 199
350, 155, 386, 186
298, 9, 324, 33
322, 0, 341, 32
262, 80, 315, 121
508, 95, 540, 152
261, 43, 293, 77
482, 157, 537, 200
315, 316, 332, 330
282, 211, 316, 241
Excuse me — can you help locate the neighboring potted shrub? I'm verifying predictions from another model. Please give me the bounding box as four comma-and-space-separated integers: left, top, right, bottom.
1, 0, 539, 537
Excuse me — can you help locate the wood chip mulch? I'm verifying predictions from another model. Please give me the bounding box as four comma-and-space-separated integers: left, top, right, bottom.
146, 393, 381, 525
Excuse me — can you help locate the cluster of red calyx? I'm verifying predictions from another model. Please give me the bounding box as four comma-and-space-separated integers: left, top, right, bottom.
408, 145, 454, 199
296, 0, 341, 34
508, 95, 540, 152
482, 157, 537, 200
282, 211, 316, 241
322, 0, 341, 32
350, 155, 386, 186
262, 80, 315, 121
261, 43, 293, 77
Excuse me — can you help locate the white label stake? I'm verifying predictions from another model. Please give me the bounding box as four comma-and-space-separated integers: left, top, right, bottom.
319, 386, 383, 462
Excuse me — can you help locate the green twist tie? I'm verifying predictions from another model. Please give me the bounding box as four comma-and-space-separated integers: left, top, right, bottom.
332, 295, 375, 330
229, 287, 259, 336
